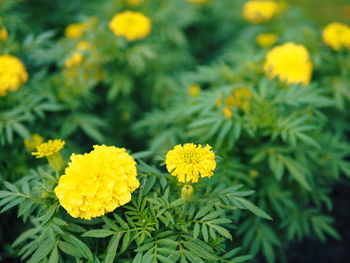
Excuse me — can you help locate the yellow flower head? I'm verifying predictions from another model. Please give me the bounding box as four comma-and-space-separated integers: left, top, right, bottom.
0, 54, 28, 96
65, 22, 88, 39
32, 139, 65, 158
127, 0, 144, 6
256, 33, 278, 48
54, 145, 140, 220
0, 27, 8, 40
243, 0, 280, 24
166, 143, 216, 183
322, 22, 350, 51
264, 43, 313, 86
109, 11, 151, 41
76, 41, 91, 51
188, 84, 201, 97
24, 134, 44, 151
64, 52, 84, 68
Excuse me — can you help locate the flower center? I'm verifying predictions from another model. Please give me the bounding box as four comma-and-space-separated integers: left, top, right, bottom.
183, 150, 200, 164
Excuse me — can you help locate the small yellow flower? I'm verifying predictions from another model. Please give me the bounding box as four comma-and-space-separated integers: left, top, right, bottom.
249, 169, 259, 178
32, 139, 65, 158
54, 145, 140, 220
64, 52, 84, 68
322, 22, 350, 51
256, 33, 278, 48
166, 143, 216, 183
188, 84, 201, 97
24, 134, 44, 151
0, 27, 8, 40
243, 0, 280, 24
222, 106, 233, 119
0, 54, 28, 96
264, 43, 313, 86
65, 22, 88, 39
76, 41, 91, 51
109, 11, 151, 41
127, 0, 143, 6
32, 139, 66, 171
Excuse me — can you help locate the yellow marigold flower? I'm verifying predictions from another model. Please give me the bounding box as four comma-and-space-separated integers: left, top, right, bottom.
32, 139, 65, 158
109, 11, 151, 41
54, 145, 140, 220
166, 143, 216, 183
188, 84, 201, 97
256, 33, 278, 48
65, 22, 88, 39
264, 43, 313, 86
127, 0, 144, 6
243, 0, 279, 24
0, 27, 8, 40
24, 134, 44, 151
64, 52, 84, 68
222, 106, 233, 119
322, 22, 350, 51
76, 41, 91, 51
32, 139, 65, 171
0, 54, 28, 96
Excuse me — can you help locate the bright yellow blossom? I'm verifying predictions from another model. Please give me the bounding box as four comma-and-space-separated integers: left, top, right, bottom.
109, 11, 151, 41
243, 0, 280, 24
322, 22, 350, 51
188, 84, 201, 97
54, 145, 140, 220
0, 27, 8, 40
0, 54, 28, 96
256, 33, 278, 48
65, 52, 84, 68
65, 22, 88, 39
32, 139, 65, 158
264, 43, 313, 86
24, 134, 44, 151
32, 139, 65, 171
166, 143, 216, 183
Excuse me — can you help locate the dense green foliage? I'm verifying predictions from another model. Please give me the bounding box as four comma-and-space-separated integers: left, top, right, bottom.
1, 0, 349, 262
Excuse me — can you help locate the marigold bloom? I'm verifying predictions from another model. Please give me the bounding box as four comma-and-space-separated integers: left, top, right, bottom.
32, 139, 65, 158
24, 134, 44, 151
264, 43, 313, 86
65, 22, 88, 39
256, 33, 278, 48
188, 84, 201, 97
322, 22, 350, 51
0, 54, 28, 96
65, 52, 84, 68
54, 145, 140, 220
166, 143, 216, 183
0, 27, 8, 40
32, 139, 65, 171
243, 0, 279, 24
109, 11, 151, 41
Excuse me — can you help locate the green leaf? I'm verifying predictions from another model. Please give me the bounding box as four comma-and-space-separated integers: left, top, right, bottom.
58, 241, 81, 258
48, 245, 58, 263
104, 234, 122, 263
82, 229, 116, 238
28, 239, 55, 263
233, 197, 272, 220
